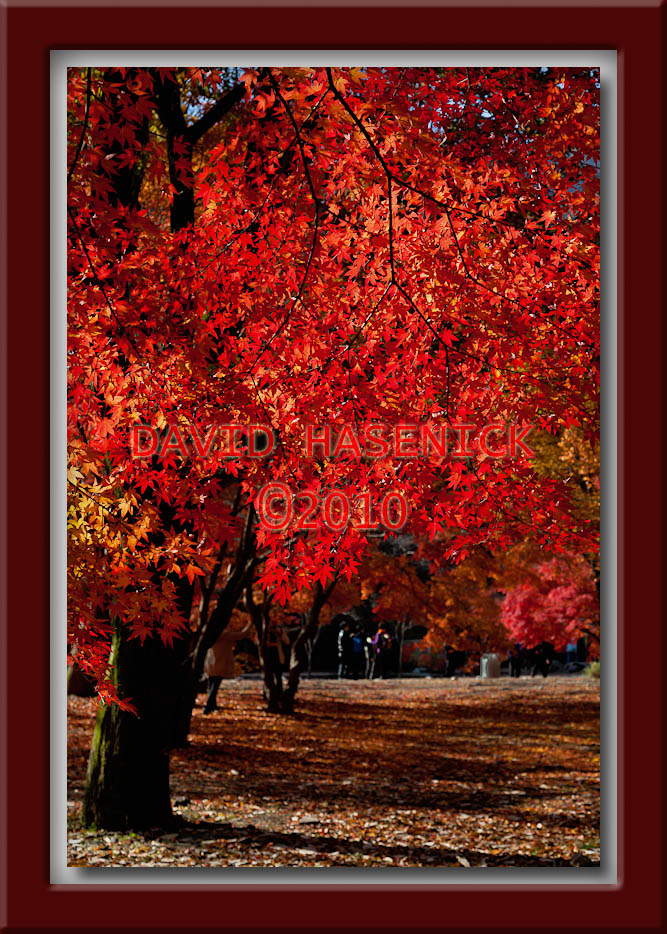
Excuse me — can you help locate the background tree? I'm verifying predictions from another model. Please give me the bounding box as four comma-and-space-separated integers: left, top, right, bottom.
500, 553, 599, 655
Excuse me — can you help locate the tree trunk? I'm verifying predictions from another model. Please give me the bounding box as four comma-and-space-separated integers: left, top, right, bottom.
282, 579, 336, 714
169, 676, 195, 744
151, 71, 195, 231
82, 499, 194, 826
151, 69, 245, 232
169, 588, 245, 747
397, 619, 406, 677
170, 507, 257, 746
260, 640, 284, 713
82, 622, 181, 830
245, 578, 284, 711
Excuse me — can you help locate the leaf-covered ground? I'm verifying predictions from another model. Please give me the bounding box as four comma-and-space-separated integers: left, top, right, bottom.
67, 676, 600, 868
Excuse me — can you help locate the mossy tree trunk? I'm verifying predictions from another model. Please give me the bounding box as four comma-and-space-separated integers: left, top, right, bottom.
82, 622, 182, 830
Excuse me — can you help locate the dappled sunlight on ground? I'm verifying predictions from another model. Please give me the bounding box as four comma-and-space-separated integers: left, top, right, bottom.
68, 676, 600, 867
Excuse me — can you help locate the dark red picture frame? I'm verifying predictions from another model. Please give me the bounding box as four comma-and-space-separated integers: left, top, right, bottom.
0, 1, 664, 930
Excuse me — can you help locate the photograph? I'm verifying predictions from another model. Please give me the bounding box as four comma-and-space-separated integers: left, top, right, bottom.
65, 61, 602, 871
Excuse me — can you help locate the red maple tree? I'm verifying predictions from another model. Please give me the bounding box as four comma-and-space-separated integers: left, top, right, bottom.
501, 553, 600, 655
67, 66, 600, 827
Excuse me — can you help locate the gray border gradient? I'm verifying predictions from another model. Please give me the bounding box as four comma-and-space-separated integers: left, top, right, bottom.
52, 49, 617, 887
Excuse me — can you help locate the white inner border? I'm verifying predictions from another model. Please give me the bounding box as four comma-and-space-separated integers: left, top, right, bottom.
51, 50, 617, 887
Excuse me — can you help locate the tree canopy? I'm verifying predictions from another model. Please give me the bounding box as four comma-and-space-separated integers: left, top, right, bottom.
67, 66, 600, 706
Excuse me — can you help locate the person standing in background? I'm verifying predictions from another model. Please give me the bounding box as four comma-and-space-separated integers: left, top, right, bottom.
337, 619, 352, 678
203, 619, 253, 714
351, 627, 365, 679
365, 630, 378, 679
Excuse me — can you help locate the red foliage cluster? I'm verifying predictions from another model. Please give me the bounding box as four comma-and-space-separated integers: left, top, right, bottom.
501, 555, 599, 653
67, 67, 600, 697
